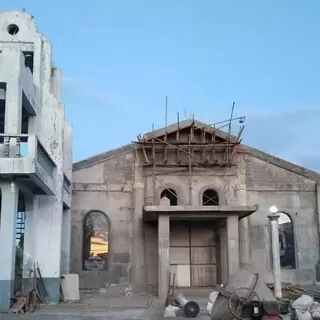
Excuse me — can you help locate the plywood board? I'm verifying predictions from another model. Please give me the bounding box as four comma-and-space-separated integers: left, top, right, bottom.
170, 247, 189, 264
190, 227, 216, 246
170, 225, 189, 246
191, 265, 216, 287
191, 247, 216, 264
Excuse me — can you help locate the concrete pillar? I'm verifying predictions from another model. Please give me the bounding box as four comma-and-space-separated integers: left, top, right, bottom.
239, 218, 251, 267
219, 224, 228, 284
158, 215, 170, 299
237, 156, 251, 267
4, 48, 23, 135
32, 196, 63, 302
227, 215, 239, 277
22, 195, 34, 292
60, 208, 71, 274
0, 182, 19, 312
268, 213, 282, 299
131, 164, 146, 289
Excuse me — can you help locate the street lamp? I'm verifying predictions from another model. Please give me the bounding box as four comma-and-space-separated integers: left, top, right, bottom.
269, 206, 278, 214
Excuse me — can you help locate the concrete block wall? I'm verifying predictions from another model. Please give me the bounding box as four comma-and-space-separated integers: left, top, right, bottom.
245, 155, 318, 284
72, 141, 319, 290
71, 148, 135, 288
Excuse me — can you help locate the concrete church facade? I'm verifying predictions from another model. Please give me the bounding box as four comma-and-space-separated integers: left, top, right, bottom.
71, 119, 320, 298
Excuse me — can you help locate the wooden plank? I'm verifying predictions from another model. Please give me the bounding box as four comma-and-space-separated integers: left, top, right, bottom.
142, 145, 149, 164
143, 162, 234, 168
136, 141, 238, 146
202, 128, 206, 161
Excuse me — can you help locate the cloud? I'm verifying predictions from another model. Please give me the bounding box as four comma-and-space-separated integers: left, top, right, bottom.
63, 76, 121, 109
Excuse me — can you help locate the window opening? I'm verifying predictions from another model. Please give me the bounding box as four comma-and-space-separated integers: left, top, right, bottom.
7, 24, 19, 35
278, 212, 296, 269
160, 188, 178, 206
83, 211, 109, 271
202, 189, 219, 206
23, 52, 34, 73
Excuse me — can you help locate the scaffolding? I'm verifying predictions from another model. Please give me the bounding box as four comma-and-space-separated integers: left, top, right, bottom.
134, 98, 245, 206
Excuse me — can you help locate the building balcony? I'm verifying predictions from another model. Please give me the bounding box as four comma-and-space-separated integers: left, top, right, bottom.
0, 134, 55, 195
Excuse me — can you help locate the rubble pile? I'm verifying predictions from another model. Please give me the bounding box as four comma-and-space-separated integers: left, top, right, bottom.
291, 294, 320, 320
267, 283, 320, 302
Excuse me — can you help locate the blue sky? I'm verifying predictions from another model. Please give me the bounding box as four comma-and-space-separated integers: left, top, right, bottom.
2, 0, 320, 170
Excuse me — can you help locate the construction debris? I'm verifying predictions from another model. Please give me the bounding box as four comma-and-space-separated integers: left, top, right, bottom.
8, 262, 47, 315
267, 283, 320, 302
8, 290, 40, 315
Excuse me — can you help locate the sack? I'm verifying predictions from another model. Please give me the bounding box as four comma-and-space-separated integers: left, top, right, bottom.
295, 310, 312, 320
207, 302, 213, 315
292, 295, 313, 311
207, 291, 219, 315
310, 302, 320, 320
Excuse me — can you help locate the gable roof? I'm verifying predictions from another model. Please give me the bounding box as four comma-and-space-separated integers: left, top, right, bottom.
142, 119, 238, 142
239, 145, 320, 183
72, 119, 320, 182
73, 144, 133, 171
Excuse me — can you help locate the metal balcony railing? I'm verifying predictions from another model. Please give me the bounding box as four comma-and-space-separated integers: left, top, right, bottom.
37, 141, 55, 178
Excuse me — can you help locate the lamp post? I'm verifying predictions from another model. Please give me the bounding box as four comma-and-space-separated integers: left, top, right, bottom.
268, 206, 282, 299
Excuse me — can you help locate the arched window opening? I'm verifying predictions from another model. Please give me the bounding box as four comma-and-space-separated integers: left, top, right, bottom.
202, 189, 219, 206
83, 211, 109, 271
160, 188, 177, 206
278, 212, 296, 269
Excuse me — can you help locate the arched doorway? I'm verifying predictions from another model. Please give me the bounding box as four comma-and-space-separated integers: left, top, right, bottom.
82, 211, 109, 271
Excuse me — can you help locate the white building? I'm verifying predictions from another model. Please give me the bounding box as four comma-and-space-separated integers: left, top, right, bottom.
0, 10, 72, 312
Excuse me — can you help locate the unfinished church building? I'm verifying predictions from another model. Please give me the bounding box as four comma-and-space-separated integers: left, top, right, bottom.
72, 118, 320, 298
0, 11, 72, 312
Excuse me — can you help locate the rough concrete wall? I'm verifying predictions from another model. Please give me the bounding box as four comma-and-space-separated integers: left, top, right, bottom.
143, 164, 238, 288
63, 122, 73, 181
144, 167, 236, 206
245, 155, 318, 284
71, 149, 134, 289
144, 223, 158, 289
73, 162, 105, 184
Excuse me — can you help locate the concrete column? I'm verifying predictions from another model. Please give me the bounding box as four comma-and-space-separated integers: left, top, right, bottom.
239, 218, 251, 267
237, 155, 251, 267
219, 224, 228, 284
60, 208, 71, 274
268, 213, 282, 299
131, 164, 146, 289
0, 182, 19, 312
227, 215, 239, 277
32, 195, 63, 302
158, 215, 170, 299
22, 195, 34, 292
4, 48, 23, 135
